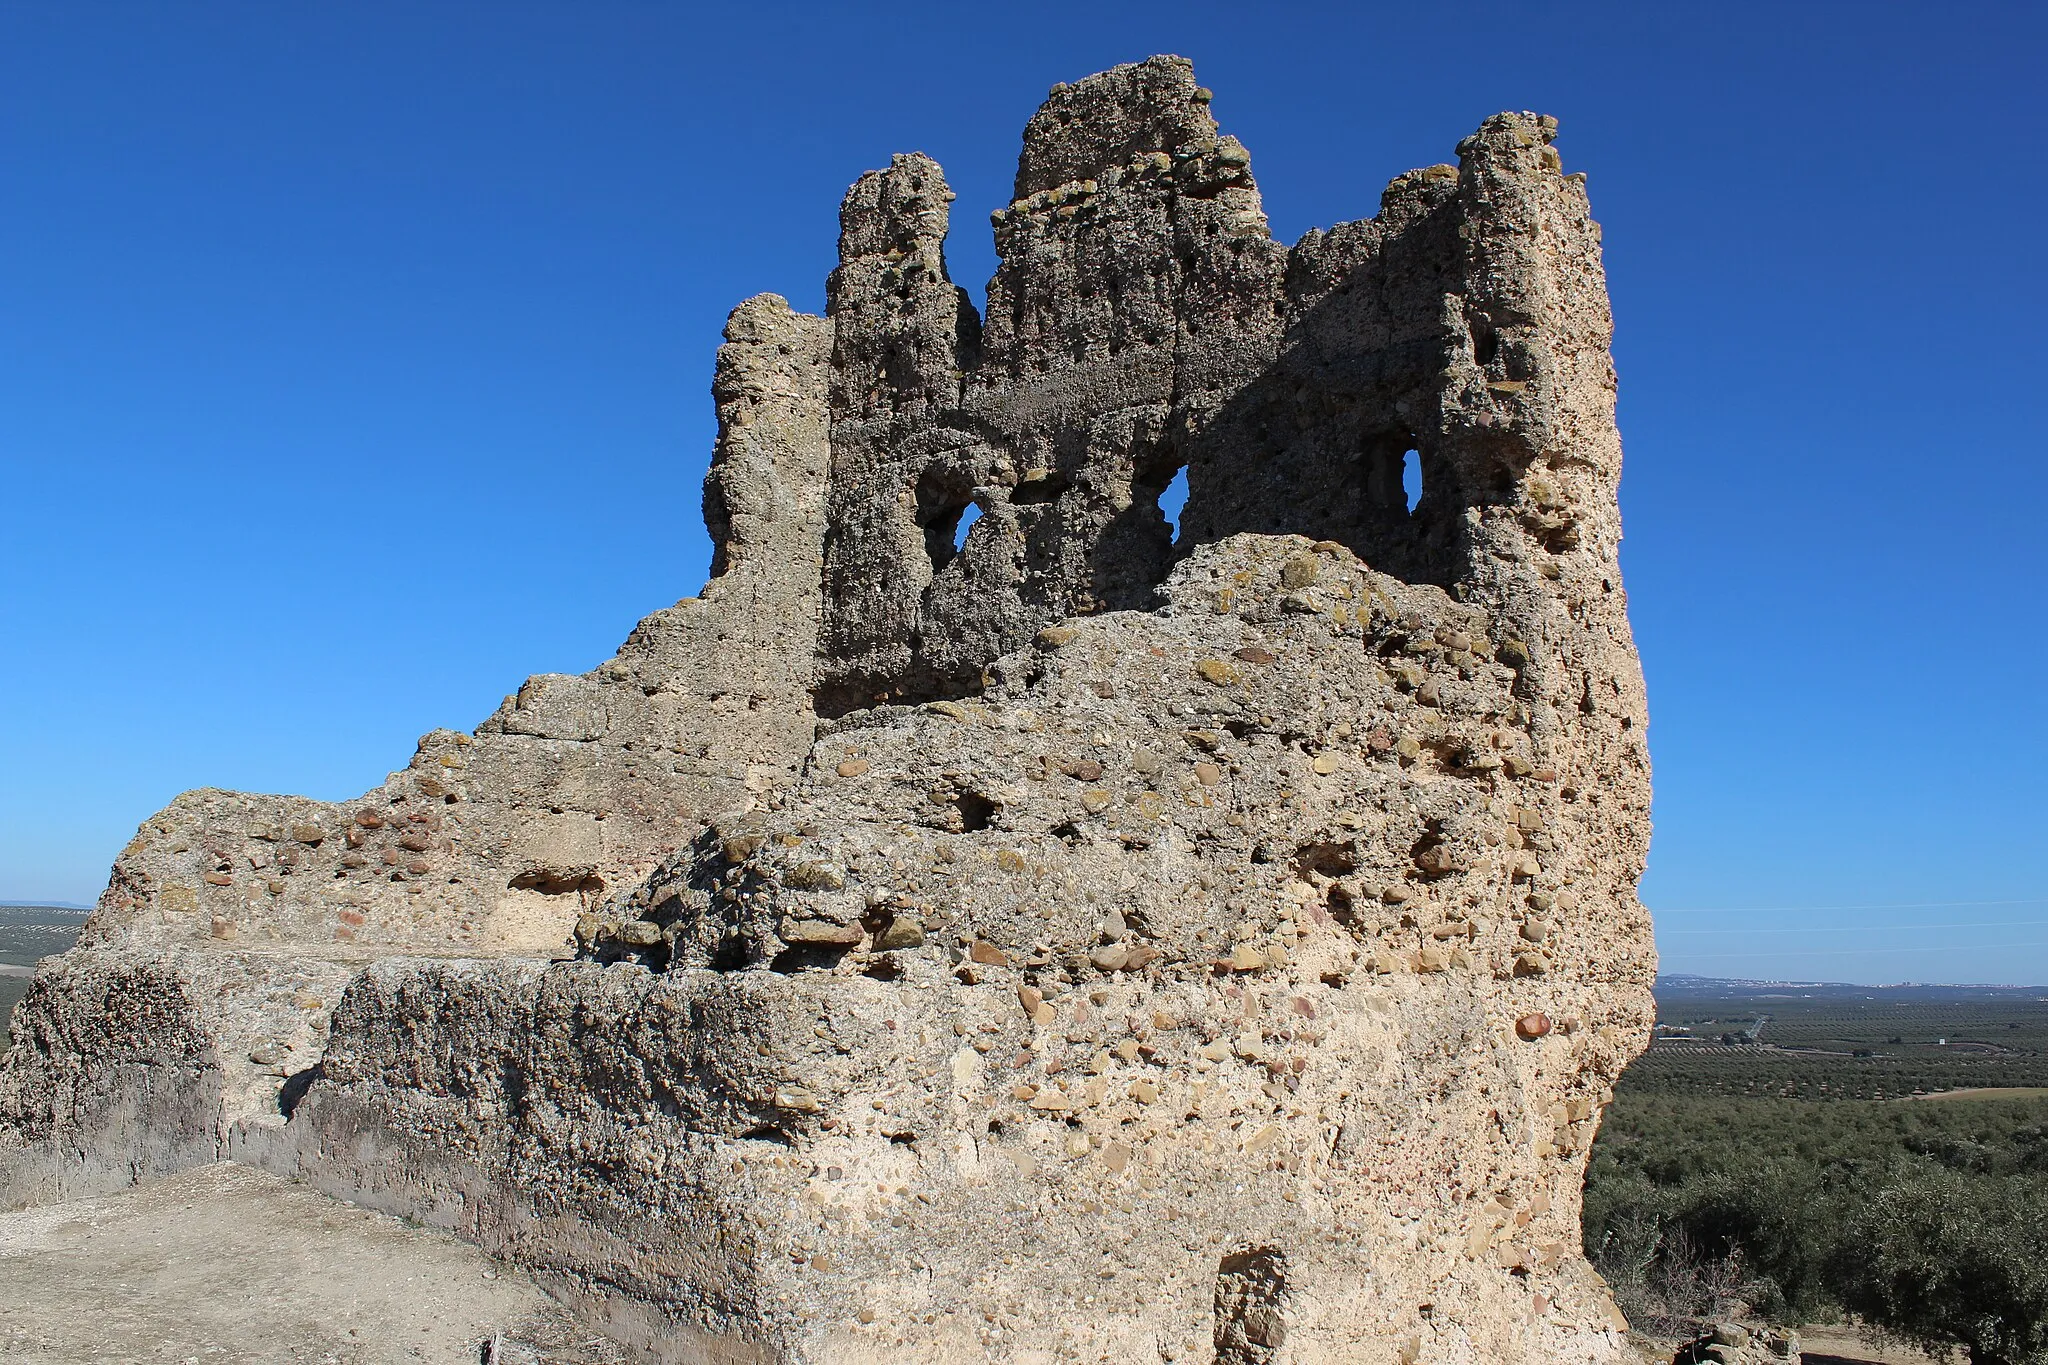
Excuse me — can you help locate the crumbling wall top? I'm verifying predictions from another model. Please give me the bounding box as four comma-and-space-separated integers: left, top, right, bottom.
1011, 54, 1221, 196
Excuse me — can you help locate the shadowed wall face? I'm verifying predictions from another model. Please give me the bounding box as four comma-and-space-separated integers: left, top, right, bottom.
813, 57, 1625, 727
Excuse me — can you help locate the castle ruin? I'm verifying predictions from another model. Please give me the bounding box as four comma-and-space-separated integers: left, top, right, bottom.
0, 56, 1655, 1363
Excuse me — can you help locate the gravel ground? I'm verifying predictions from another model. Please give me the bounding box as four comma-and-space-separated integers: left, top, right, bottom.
0, 1162, 627, 1364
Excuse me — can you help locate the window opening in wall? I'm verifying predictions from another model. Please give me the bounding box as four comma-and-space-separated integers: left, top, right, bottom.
953, 502, 982, 553
1362, 432, 1420, 520
922, 491, 979, 573
1158, 465, 1190, 543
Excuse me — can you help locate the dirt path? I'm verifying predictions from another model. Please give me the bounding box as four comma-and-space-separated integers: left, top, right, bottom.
0, 1163, 624, 1363
1797, 1328, 1949, 1363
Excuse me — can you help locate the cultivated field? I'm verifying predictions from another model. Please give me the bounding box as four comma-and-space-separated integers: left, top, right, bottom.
0, 905, 88, 1050
1590, 977, 2048, 1362
1621, 976, 2048, 1101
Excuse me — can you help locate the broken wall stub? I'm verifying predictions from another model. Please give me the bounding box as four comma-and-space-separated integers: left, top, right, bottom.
811, 56, 1632, 748
0, 294, 833, 1206
101, 292, 832, 962
815, 59, 1289, 715
292, 56, 1656, 1364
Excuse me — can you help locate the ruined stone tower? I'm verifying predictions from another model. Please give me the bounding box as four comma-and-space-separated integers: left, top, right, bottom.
1, 56, 1654, 1363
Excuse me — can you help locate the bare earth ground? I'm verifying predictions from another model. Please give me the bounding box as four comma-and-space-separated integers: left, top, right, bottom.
1795, 1330, 1949, 1364
0, 1163, 628, 1364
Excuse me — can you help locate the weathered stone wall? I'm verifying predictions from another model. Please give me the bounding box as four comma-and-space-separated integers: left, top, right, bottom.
814, 60, 1289, 714
301, 531, 1650, 1362
3, 53, 1655, 1365
83, 293, 832, 963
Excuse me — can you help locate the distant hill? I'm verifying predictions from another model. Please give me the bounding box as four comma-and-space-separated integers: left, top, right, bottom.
1658, 973, 2048, 1001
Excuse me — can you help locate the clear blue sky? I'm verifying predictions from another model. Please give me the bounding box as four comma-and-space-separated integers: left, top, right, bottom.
2, 3, 2043, 983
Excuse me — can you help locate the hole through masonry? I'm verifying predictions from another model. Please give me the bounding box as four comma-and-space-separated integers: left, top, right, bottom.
952, 502, 982, 552
1402, 449, 1422, 514
917, 471, 982, 573
509, 868, 604, 899
1472, 321, 1499, 367
1158, 465, 1189, 543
